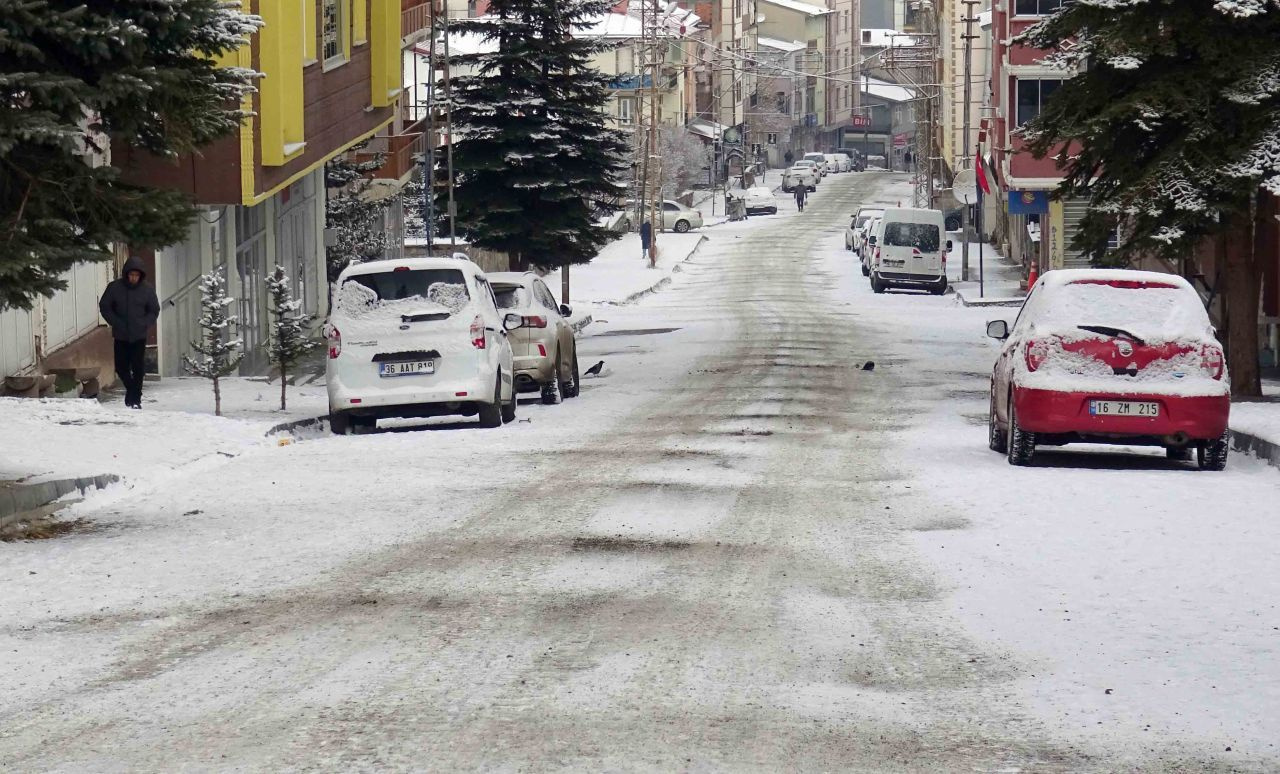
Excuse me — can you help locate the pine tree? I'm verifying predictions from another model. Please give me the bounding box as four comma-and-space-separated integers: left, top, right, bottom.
324, 141, 391, 281
1020, 1, 1280, 396
266, 267, 317, 411
447, 0, 629, 270
0, 1, 262, 310
183, 273, 244, 417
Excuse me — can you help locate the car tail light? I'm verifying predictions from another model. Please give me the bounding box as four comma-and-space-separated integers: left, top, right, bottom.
470, 315, 486, 349
327, 326, 342, 359
1200, 345, 1225, 380
1024, 340, 1046, 372
875, 247, 881, 260
524, 315, 547, 328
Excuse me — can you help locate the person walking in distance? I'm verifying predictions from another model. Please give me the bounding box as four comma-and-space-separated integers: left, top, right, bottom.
98, 255, 159, 409
794, 181, 807, 212
639, 219, 653, 268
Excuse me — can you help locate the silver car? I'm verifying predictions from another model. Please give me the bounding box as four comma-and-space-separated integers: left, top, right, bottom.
660, 200, 703, 232
489, 272, 580, 404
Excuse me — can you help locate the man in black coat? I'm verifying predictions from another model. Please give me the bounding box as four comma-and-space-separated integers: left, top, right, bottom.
98, 255, 160, 409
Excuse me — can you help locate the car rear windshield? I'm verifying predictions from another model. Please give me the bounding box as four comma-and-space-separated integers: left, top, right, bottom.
883, 222, 940, 251
349, 269, 468, 301
855, 215, 875, 229
1042, 281, 1210, 340
492, 284, 527, 310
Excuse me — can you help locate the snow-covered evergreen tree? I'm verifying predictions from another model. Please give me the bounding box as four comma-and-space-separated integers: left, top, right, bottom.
0, 1, 262, 310
1020, 2, 1280, 396
659, 128, 712, 199
447, 0, 629, 270
266, 267, 317, 410
183, 273, 244, 417
325, 141, 391, 281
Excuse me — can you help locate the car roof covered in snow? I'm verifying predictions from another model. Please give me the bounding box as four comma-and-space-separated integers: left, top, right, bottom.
339, 256, 482, 281
486, 271, 538, 286
1035, 268, 1194, 293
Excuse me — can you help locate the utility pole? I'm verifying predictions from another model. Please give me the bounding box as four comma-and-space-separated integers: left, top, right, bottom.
959, 0, 979, 282
422, 20, 437, 249
443, 5, 456, 248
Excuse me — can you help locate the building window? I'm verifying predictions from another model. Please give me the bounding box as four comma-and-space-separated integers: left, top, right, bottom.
767, 132, 777, 144
1014, 0, 1063, 15
1016, 78, 1062, 125
618, 97, 634, 124
862, 30, 872, 44
322, 0, 344, 64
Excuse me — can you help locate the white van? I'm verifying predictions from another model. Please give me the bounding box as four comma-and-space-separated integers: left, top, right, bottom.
866, 207, 951, 295
325, 256, 525, 433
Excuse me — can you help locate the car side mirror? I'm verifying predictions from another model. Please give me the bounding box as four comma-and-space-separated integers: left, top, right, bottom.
559, 303, 573, 318
868, 235, 877, 246
503, 313, 524, 332
986, 320, 1009, 340
946, 239, 954, 252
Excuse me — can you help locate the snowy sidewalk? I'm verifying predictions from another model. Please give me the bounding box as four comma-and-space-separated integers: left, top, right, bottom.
566, 231, 706, 307
0, 378, 328, 488
1229, 377, 1280, 470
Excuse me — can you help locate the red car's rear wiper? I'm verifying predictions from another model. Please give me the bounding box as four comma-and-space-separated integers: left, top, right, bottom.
1078, 325, 1147, 346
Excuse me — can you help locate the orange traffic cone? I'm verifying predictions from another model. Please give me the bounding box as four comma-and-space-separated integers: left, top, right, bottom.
1026, 259, 1039, 290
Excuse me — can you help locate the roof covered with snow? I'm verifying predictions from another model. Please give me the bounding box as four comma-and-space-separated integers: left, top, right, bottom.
862, 29, 919, 47
864, 77, 915, 103
757, 36, 807, 53
758, 0, 833, 17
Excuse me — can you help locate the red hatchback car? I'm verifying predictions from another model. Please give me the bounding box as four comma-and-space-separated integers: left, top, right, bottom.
987, 270, 1230, 469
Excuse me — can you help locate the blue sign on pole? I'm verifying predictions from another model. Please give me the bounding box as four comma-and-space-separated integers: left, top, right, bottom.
1007, 190, 1050, 215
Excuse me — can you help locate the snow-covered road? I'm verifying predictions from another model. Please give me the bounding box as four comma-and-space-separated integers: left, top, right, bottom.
2, 173, 1278, 771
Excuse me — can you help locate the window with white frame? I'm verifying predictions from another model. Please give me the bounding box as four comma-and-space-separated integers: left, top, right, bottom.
767, 132, 777, 144
1016, 78, 1062, 125
618, 97, 635, 124
322, 0, 344, 64
1014, 0, 1062, 15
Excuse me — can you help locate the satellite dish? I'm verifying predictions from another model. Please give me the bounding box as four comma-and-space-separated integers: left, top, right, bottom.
953, 168, 978, 203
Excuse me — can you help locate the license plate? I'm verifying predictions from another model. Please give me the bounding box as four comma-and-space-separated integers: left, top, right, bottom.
379, 360, 434, 377
1090, 400, 1159, 417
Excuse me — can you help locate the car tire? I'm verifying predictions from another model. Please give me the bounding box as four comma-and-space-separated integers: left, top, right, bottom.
541, 350, 563, 405
1166, 446, 1192, 462
1006, 395, 1036, 466
930, 278, 949, 296
807, 186, 816, 192
478, 373, 503, 428
563, 351, 580, 398
871, 274, 886, 294
351, 415, 376, 435
329, 410, 351, 436
502, 380, 517, 423
861, 263, 870, 277
988, 391, 1008, 453
1197, 431, 1229, 471
674, 219, 691, 233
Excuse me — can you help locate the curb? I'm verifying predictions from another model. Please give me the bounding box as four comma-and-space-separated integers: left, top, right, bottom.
0, 474, 119, 530
603, 235, 710, 307
266, 416, 326, 437
1231, 428, 1280, 471
955, 294, 1025, 308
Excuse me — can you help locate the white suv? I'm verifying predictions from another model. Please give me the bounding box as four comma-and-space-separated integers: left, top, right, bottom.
325, 256, 523, 434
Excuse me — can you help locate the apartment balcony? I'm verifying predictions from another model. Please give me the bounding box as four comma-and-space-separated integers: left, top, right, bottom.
356, 118, 429, 182
402, 0, 434, 45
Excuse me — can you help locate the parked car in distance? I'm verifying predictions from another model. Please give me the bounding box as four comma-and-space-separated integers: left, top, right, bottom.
861, 216, 884, 276
326, 256, 523, 434
782, 165, 818, 192
737, 186, 778, 215
847, 206, 885, 253
825, 153, 850, 173
986, 269, 1230, 468
660, 200, 703, 232
489, 272, 580, 404
802, 152, 829, 176
867, 207, 950, 295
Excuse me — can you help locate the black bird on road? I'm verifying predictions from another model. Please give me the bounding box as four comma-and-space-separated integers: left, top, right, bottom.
862, 361, 875, 371
584, 360, 605, 377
